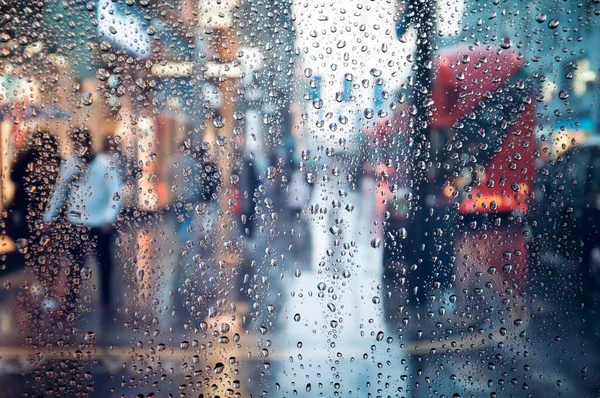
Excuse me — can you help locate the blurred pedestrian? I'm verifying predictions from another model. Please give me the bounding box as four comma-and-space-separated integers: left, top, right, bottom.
43, 129, 122, 320
6, 130, 60, 279
165, 142, 221, 324
8, 131, 67, 345
8, 131, 59, 246
240, 155, 260, 239
171, 144, 220, 244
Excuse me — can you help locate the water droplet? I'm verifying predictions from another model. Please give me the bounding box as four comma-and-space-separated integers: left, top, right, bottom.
330, 226, 342, 236
216, 135, 227, 146
490, 200, 498, 211
370, 68, 382, 77
535, 13, 546, 23
81, 92, 93, 106
398, 228, 407, 239
15, 238, 29, 254
213, 363, 225, 374
213, 116, 225, 128
80, 266, 92, 280
218, 323, 231, 333
500, 37, 512, 49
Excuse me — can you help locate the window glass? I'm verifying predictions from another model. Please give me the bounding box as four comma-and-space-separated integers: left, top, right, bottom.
0, 0, 599, 397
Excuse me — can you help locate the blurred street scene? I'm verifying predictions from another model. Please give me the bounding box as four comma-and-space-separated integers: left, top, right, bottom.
0, 0, 599, 397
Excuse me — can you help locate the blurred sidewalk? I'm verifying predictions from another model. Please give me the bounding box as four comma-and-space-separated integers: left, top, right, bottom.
0, 202, 598, 397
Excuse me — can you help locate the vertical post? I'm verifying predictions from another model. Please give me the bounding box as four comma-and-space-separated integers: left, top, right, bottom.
136, 115, 157, 304
0, 120, 9, 214
408, 2, 437, 394
213, 27, 241, 267
410, 0, 436, 306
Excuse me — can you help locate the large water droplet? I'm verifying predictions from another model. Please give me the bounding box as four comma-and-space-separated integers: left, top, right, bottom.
213, 363, 225, 374
535, 13, 546, 23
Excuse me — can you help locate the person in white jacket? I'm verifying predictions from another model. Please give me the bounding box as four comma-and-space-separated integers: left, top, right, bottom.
44, 130, 122, 319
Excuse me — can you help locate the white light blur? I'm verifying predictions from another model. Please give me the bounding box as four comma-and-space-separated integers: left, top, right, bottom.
97, 0, 152, 57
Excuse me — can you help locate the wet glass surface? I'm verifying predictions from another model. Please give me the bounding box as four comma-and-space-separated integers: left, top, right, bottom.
0, 0, 599, 397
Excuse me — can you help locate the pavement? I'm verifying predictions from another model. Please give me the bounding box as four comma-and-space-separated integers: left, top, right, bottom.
0, 183, 599, 397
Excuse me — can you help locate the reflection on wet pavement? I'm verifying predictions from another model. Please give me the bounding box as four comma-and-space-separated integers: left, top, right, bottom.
0, 183, 598, 397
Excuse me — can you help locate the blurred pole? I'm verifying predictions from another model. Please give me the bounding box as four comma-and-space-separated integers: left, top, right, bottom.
212, 22, 242, 287
136, 115, 158, 304
0, 121, 7, 212
409, 1, 436, 396
412, 0, 435, 209
411, 0, 436, 306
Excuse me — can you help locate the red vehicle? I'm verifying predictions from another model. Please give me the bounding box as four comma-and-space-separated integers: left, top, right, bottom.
379, 46, 537, 323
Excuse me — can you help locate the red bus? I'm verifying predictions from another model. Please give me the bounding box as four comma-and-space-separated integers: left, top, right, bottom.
379, 45, 537, 325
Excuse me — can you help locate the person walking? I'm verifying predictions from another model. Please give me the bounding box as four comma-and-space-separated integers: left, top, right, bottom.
43, 129, 122, 323
6, 130, 62, 326
7, 131, 60, 270
164, 142, 221, 326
